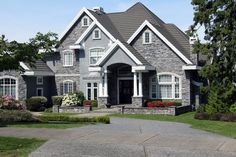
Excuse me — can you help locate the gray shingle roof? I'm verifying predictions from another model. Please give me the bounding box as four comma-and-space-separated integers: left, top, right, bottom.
26, 60, 54, 76
87, 2, 192, 63
122, 42, 150, 65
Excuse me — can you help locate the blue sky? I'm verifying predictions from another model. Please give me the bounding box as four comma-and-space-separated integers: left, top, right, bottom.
0, 0, 198, 42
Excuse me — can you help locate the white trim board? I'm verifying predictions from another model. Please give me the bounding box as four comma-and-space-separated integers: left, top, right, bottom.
127, 20, 193, 65
96, 40, 142, 66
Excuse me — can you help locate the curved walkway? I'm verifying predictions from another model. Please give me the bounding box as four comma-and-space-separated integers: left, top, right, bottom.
1, 117, 236, 157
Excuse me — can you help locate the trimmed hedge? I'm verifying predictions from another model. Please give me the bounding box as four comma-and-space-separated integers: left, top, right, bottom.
37, 115, 110, 124
26, 96, 47, 111
0, 109, 39, 123
52, 96, 63, 106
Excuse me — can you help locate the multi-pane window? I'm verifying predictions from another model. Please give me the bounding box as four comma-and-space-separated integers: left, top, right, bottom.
37, 76, 43, 85
86, 82, 98, 100
143, 30, 152, 44
82, 16, 90, 27
63, 81, 73, 94
150, 74, 181, 99
93, 29, 101, 39
0, 77, 17, 99
63, 51, 73, 66
89, 48, 104, 65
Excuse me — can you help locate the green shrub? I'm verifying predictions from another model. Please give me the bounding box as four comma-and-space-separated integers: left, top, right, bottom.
196, 104, 206, 113
52, 96, 63, 106
26, 96, 47, 111
0, 109, 39, 123
205, 105, 218, 115
62, 92, 85, 107
229, 102, 236, 113
44, 108, 52, 113
37, 115, 110, 124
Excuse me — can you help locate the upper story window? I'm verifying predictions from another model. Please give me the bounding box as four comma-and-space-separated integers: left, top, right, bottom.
143, 30, 152, 44
63, 50, 73, 67
150, 73, 181, 99
93, 28, 101, 40
82, 16, 90, 27
37, 76, 43, 85
0, 77, 17, 99
89, 48, 105, 65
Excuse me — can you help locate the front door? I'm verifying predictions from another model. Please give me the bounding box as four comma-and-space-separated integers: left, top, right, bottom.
119, 80, 133, 104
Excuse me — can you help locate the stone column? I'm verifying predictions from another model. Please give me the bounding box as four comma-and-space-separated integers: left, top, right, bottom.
133, 72, 138, 97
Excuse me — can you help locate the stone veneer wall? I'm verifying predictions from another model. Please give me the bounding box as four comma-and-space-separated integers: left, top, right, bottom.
132, 97, 144, 107
55, 76, 80, 95
132, 27, 191, 106
122, 105, 192, 116
98, 97, 108, 108
0, 70, 27, 100
53, 105, 91, 113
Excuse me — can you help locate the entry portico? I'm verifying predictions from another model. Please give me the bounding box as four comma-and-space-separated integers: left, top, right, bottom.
88, 40, 155, 107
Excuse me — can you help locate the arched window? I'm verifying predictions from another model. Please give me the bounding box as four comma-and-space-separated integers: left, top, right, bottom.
143, 30, 152, 44
93, 28, 101, 40
89, 48, 105, 65
150, 73, 181, 99
0, 76, 17, 99
63, 50, 73, 66
63, 80, 74, 94
82, 16, 90, 27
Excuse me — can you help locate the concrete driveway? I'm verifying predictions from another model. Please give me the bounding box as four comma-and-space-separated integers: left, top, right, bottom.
1, 117, 236, 157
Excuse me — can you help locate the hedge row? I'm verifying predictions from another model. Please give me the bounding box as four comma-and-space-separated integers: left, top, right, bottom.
37, 115, 110, 124
194, 112, 236, 122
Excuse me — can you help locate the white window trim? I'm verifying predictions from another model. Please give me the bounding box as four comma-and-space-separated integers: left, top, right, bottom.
149, 72, 182, 99
143, 30, 152, 44
82, 16, 90, 27
86, 82, 98, 100
63, 80, 74, 94
36, 76, 43, 85
36, 88, 44, 96
63, 50, 74, 67
0, 76, 18, 100
89, 47, 105, 65
93, 28, 101, 40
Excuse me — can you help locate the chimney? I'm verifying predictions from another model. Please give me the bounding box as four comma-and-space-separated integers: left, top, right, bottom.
189, 36, 199, 65
92, 7, 104, 14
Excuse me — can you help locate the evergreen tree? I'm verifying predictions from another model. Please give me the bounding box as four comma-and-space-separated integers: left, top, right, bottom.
191, 0, 236, 113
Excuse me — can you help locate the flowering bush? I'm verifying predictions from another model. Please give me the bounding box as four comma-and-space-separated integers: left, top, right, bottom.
61, 92, 85, 107
155, 101, 164, 107
0, 95, 26, 110
147, 102, 155, 108
83, 101, 92, 106
167, 101, 174, 107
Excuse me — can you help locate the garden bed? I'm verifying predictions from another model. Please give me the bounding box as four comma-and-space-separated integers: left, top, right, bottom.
121, 105, 192, 116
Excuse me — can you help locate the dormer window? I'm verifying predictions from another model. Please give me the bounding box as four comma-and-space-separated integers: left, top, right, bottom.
143, 30, 152, 44
82, 16, 90, 27
63, 50, 73, 67
93, 28, 101, 40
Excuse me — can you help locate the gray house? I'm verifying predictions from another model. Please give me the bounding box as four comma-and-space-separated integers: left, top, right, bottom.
0, 2, 202, 107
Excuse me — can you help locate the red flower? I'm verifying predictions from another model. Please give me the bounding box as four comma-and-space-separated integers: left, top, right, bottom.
147, 102, 155, 108
156, 101, 164, 107
83, 101, 92, 106
167, 102, 174, 107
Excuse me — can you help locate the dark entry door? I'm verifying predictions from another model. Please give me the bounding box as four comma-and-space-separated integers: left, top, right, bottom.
119, 80, 133, 104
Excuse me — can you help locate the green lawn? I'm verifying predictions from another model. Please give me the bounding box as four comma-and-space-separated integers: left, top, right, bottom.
112, 112, 236, 139
0, 136, 46, 157
6, 122, 90, 129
